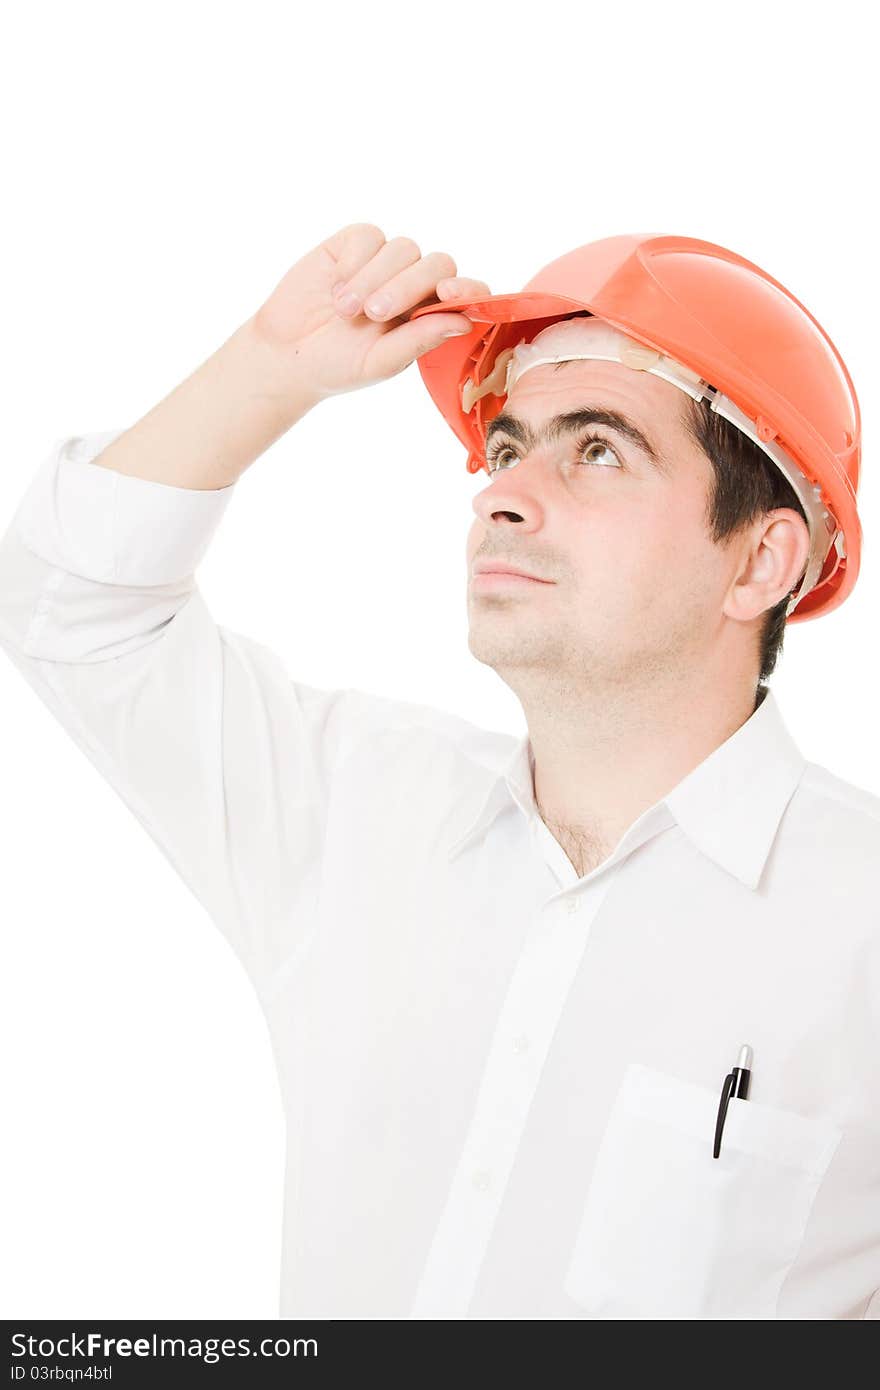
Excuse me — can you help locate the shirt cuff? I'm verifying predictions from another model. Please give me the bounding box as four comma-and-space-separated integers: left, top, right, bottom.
11, 430, 237, 586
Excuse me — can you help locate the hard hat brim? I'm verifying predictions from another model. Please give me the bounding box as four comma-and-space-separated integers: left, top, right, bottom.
411, 290, 588, 326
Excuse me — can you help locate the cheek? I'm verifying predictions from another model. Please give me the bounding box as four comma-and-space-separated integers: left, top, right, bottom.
466, 520, 485, 566
577, 497, 709, 604
626, 500, 719, 617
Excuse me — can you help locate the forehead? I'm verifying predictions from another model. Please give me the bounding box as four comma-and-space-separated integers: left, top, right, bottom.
505, 355, 688, 423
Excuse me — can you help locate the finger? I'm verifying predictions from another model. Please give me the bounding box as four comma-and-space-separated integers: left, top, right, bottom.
436, 277, 492, 300
354, 250, 459, 321
333, 236, 430, 317
322, 222, 388, 283
364, 312, 474, 382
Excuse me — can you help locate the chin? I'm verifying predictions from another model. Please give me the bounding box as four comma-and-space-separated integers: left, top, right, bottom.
467, 623, 540, 665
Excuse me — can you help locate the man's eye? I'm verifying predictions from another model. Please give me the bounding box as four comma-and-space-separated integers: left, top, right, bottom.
485, 447, 517, 475
576, 438, 621, 469
485, 433, 621, 476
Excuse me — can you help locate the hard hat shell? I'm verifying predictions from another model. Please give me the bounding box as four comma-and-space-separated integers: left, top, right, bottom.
410, 233, 861, 622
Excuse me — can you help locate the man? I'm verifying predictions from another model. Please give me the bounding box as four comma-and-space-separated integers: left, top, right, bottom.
0, 223, 877, 1320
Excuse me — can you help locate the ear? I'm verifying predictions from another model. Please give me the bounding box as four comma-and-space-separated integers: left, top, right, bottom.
723, 509, 812, 622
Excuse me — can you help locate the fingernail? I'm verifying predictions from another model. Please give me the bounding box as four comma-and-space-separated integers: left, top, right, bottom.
365, 292, 391, 317
336, 290, 361, 315
442, 322, 472, 337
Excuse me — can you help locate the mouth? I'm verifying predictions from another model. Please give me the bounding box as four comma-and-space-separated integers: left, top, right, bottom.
472, 562, 553, 583
470, 566, 555, 590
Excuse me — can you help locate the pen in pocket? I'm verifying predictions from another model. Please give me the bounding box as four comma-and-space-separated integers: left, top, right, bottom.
713, 1043, 752, 1158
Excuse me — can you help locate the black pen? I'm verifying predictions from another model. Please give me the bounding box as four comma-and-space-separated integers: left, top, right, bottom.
731, 1043, 752, 1099
713, 1044, 753, 1158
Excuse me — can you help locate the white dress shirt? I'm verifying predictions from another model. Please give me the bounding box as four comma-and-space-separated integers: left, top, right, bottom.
1, 430, 879, 1321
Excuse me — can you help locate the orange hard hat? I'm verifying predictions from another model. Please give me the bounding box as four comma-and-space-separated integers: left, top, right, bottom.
410, 233, 861, 622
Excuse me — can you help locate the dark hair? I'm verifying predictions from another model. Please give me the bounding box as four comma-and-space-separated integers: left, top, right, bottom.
681, 395, 808, 710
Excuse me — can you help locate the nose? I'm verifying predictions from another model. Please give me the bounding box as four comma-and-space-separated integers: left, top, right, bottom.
471, 457, 546, 534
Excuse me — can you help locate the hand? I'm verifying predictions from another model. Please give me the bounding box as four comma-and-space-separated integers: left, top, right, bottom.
251, 222, 490, 403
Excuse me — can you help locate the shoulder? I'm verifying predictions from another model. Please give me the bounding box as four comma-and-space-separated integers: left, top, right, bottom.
797, 762, 880, 827
328, 693, 519, 842
787, 762, 880, 873
359, 693, 518, 779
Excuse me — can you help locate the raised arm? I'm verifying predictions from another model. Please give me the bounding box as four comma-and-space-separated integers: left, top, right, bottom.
0, 224, 488, 995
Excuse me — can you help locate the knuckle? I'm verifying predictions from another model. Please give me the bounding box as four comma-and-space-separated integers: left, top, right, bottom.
427, 251, 458, 276
335, 224, 387, 280
338, 224, 387, 265
350, 222, 386, 242
388, 235, 421, 260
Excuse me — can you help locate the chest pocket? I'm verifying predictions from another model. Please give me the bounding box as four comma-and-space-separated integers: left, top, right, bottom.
563, 1061, 842, 1320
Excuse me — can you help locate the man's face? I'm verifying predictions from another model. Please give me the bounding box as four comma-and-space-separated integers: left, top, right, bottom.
465, 357, 743, 691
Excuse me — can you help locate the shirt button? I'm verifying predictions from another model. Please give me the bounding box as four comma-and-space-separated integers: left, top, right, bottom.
565, 897, 581, 914
513, 1034, 531, 1054
471, 1169, 492, 1191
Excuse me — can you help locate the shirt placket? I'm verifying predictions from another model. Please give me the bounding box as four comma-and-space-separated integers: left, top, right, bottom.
408, 861, 622, 1319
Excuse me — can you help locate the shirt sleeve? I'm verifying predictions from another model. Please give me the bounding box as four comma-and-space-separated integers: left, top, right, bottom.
0, 431, 416, 996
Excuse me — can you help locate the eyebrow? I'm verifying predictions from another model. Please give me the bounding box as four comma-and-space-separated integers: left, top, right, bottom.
484, 406, 670, 474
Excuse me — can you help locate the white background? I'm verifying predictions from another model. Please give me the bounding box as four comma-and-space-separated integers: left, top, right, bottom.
1, 0, 876, 1319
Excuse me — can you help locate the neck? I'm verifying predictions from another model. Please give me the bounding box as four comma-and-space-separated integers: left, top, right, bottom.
519, 669, 763, 863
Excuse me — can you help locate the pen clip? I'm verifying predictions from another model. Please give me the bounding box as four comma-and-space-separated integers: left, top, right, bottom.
713, 1070, 735, 1159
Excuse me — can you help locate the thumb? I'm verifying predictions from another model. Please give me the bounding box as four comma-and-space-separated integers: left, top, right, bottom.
365, 313, 474, 381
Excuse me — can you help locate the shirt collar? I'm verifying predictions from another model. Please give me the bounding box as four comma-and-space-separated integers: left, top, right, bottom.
446, 687, 807, 891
